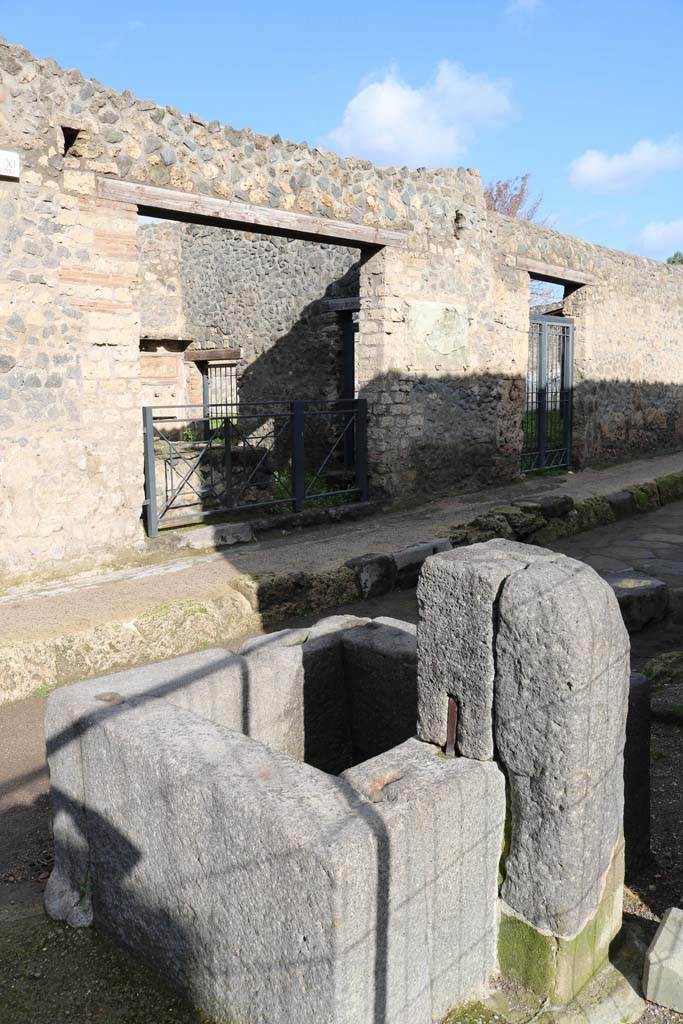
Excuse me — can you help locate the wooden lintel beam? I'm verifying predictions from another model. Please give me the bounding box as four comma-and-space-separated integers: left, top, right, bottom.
515, 256, 596, 287
97, 178, 408, 248
319, 296, 361, 312
184, 348, 242, 363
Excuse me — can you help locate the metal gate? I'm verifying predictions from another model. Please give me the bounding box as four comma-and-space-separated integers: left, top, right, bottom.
522, 315, 574, 472
202, 362, 238, 421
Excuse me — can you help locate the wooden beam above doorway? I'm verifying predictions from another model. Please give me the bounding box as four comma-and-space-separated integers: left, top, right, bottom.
97, 178, 408, 248
515, 255, 597, 287
184, 348, 242, 363
318, 296, 361, 312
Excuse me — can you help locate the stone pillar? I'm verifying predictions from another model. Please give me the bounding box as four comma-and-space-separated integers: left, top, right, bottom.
416, 539, 631, 1004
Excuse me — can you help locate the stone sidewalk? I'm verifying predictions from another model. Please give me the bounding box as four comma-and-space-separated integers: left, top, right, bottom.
1, 451, 682, 703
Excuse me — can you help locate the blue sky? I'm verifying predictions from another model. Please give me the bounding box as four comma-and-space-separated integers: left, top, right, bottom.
2, 0, 682, 258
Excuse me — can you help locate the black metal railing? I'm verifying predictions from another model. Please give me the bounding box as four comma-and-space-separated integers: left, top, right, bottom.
142, 399, 368, 537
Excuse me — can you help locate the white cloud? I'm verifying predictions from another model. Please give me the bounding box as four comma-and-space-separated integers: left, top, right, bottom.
325, 61, 511, 167
641, 219, 683, 255
506, 0, 540, 13
570, 136, 683, 191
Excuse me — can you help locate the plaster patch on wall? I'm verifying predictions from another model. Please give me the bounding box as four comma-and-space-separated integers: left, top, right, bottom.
407, 300, 470, 365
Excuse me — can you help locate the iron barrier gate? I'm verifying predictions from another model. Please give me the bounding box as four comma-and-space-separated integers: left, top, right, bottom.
142, 399, 368, 537
522, 315, 574, 472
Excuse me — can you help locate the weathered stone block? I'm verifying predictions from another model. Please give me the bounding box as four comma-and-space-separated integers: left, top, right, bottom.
175, 520, 254, 549
391, 537, 451, 588
643, 907, 683, 1012
574, 495, 616, 531
529, 509, 581, 544
498, 837, 624, 1004
342, 619, 418, 762
45, 648, 241, 927
602, 570, 669, 632
343, 740, 506, 1021
625, 480, 660, 512
345, 551, 398, 598
496, 555, 630, 936
416, 540, 556, 757
538, 494, 574, 518
48, 691, 506, 1024
655, 470, 683, 505
606, 490, 638, 520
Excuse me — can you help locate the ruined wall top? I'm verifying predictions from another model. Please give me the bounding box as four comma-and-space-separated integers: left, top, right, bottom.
3, 36, 680, 273
0, 37, 483, 238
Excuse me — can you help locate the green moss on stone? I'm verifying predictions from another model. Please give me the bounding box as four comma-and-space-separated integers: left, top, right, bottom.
642, 650, 683, 690
497, 914, 557, 997
625, 480, 660, 511
442, 999, 507, 1024
530, 510, 581, 545
655, 470, 683, 504
574, 496, 616, 532
308, 566, 358, 610
500, 839, 624, 1005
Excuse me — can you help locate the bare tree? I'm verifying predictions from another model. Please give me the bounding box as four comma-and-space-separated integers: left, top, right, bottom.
484, 173, 545, 223
484, 175, 559, 306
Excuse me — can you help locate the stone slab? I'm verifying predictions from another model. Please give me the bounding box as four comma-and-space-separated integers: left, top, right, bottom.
44, 648, 240, 927
496, 554, 630, 936
175, 521, 254, 549
601, 570, 669, 632
342, 739, 506, 1021
345, 552, 398, 598
606, 490, 638, 520
341, 620, 418, 763
416, 539, 557, 758
643, 907, 683, 1012
538, 494, 575, 518
391, 537, 451, 588
49, 694, 506, 1024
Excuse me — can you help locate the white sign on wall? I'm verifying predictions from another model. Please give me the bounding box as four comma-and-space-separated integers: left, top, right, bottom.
0, 150, 20, 180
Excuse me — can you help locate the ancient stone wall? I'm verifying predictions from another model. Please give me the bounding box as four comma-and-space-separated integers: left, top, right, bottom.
1, 35, 682, 583
136, 221, 360, 403
492, 214, 683, 466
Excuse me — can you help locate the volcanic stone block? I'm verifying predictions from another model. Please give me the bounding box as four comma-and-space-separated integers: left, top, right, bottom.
342, 620, 418, 762
643, 907, 683, 1012
416, 540, 557, 758
345, 552, 398, 598
655, 470, 683, 505
391, 537, 451, 588
498, 835, 624, 1004
624, 672, 651, 878
44, 648, 241, 927
538, 493, 574, 518
602, 570, 669, 632
238, 627, 309, 654
54, 698, 506, 1024
45, 635, 355, 928
343, 740, 506, 1021
495, 554, 630, 936
607, 490, 638, 520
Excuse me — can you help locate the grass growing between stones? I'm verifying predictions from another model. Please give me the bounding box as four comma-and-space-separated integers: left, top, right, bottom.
0, 913, 216, 1024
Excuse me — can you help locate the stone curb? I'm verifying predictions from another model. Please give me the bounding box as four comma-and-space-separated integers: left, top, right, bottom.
160, 500, 384, 553
2, 471, 682, 705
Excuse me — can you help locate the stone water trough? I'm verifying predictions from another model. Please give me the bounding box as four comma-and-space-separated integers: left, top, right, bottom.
44, 540, 631, 1024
